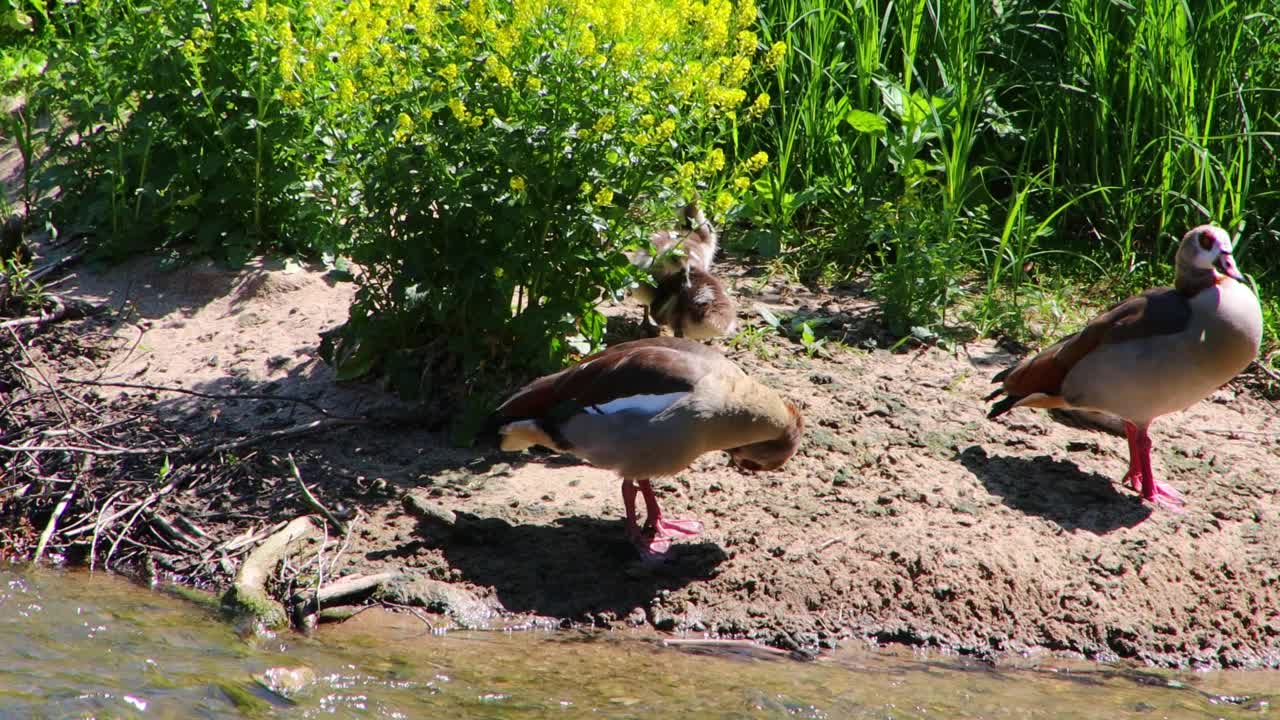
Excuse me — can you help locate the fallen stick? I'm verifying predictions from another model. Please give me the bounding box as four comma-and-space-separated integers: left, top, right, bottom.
287, 453, 347, 533
220, 521, 288, 553
660, 638, 794, 657
63, 378, 355, 421
0, 295, 67, 330
0, 417, 364, 458
62, 480, 177, 538
291, 570, 401, 609
31, 481, 76, 565
221, 515, 320, 630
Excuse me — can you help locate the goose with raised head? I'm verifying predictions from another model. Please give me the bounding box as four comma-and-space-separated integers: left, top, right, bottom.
986, 225, 1263, 509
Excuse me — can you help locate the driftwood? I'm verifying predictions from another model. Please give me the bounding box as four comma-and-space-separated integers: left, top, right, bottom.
221, 516, 320, 629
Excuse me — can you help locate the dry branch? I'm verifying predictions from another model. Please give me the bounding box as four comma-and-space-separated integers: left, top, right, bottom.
221, 516, 321, 629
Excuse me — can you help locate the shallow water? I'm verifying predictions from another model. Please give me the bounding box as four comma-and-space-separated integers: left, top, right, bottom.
0, 568, 1274, 719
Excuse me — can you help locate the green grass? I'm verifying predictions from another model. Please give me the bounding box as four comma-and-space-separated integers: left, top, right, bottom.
745, 0, 1280, 346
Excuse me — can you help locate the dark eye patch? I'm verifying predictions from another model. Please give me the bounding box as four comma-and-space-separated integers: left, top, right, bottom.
1198, 231, 1215, 251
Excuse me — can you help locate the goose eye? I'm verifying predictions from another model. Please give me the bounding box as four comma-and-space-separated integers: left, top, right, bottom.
1198, 231, 1215, 251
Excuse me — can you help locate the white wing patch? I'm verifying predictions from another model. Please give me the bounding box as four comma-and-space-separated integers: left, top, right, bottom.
584, 392, 688, 417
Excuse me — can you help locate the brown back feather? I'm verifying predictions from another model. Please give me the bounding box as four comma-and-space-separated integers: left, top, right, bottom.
997, 287, 1192, 400
496, 338, 724, 418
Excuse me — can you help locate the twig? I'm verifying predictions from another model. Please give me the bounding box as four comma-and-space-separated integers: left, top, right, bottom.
808, 537, 846, 556
1, 417, 364, 457
291, 571, 400, 609
87, 489, 128, 574
380, 601, 437, 630
27, 252, 83, 284
287, 453, 347, 533
63, 378, 355, 421
62, 480, 178, 538
220, 521, 288, 553
104, 480, 179, 568
151, 515, 206, 551
1203, 428, 1280, 439
1251, 358, 1280, 385
6, 326, 72, 425
0, 295, 67, 330
32, 481, 76, 565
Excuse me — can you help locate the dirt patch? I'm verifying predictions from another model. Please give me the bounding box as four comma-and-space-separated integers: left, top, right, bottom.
4, 244, 1280, 670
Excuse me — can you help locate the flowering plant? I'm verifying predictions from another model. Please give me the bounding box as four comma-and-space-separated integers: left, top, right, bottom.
275, 0, 773, 395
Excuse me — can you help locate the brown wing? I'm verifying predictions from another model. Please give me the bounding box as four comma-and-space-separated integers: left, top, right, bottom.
496, 337, 726, 418
990, 288, 1191, 410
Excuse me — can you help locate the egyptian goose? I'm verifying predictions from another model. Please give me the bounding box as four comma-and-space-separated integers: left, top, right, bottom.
632, 266, 739, 340
628, 202, 730, 336
986, 225, 1262, 509
630, 202, 719, 277
496, 337, 804, 556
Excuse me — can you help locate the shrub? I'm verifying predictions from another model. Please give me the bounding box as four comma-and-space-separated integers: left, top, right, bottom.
275, 0, 770, 398
35, 0, 315, 262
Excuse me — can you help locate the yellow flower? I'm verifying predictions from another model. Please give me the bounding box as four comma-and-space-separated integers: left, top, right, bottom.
485, 56, 514, 87
393, 112, 416, 142
339, 78, 356, 105
735, 30, 756, 55
577, 24, 596, 55
711, 190, 734, 215
440, 63, 459, 83
767, 41, 787, 67
510, 176, 527, 192
745, 151, 769, 173
703, 148, 725, 174
495, 28, 517, 56
724, 55, 751, 86
655, 119, 676, 140
593, 114, 616, 133
749, 91, 770, 116
449, 97, 469, 122
734, 176, 751, 192
580, 182, 593, 195
280, 88, 304, 107
526, 76, 543, 92
594, 187, 614, 205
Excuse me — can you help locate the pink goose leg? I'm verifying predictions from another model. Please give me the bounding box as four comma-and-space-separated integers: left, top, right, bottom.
622, 479, 641, 539
1124, 421, 1185, 511
1121, 422, 1144, 492
618, 479, 703, 556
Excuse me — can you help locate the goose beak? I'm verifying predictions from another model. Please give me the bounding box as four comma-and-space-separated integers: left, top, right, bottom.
1216, 251, 1244, 281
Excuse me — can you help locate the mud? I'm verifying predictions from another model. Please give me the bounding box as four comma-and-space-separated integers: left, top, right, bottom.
8, 243, 1280, 670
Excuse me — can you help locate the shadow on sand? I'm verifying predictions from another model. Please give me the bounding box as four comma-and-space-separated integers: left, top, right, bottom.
958, 445, 1152, 533
407, 510, 728, 620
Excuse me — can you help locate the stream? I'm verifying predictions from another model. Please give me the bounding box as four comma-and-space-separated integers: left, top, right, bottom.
0, 567, 1274, 718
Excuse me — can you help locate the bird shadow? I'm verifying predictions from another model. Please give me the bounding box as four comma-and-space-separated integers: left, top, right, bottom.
957, 445, 1152, 533
411, 511, 728, 620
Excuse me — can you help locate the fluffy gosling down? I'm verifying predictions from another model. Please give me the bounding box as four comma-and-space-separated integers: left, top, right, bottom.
628, 202, 737, 339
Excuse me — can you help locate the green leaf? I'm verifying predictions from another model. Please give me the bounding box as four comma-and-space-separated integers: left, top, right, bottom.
844, 109, 887, 134
756, 305, 781, 329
